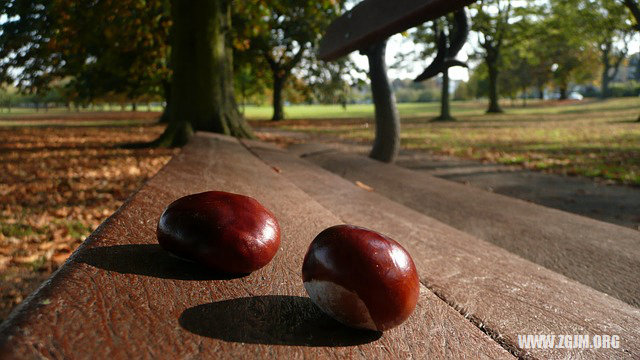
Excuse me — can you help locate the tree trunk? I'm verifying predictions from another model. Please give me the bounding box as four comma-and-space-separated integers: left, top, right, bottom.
132, 102, 137, 111
435, 68, 453, 121
486, 62, 503, 113
600, 44, 611, 99
601, 70, 610, 98
158, 80, 171, 123
155, 0, 253, 147
365, 40, 400, 163
271, 73, 286, 121
559, 87, 568, 100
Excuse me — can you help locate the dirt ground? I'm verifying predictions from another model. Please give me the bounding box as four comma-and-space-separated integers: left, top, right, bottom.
0, 112, 176, 321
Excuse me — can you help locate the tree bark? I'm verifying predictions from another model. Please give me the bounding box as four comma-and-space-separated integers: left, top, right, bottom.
623, 0, 640, 31
559, 87, 568, 100
271, 73, 286, 121
601, 70, 611, 98
155, 0, 253, 147
486, 61, 503, 113
601, 43, 612, 98
622, 0, 639, 119
365, 40, 400, 163
435, 68, 453, 121
158, 80, 171, 123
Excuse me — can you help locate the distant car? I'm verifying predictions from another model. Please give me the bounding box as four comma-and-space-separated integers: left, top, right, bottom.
568, 92, 584, 100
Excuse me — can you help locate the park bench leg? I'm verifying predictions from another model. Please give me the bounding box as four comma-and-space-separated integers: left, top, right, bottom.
363, 40, 400, 163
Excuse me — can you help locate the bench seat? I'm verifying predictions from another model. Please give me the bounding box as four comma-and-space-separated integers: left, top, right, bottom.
289, 143, 640, 308
246, 140, 640, 359
0, 133, 510, 359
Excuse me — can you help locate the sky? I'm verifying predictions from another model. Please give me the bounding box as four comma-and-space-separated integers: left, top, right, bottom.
349, 34, 474, 82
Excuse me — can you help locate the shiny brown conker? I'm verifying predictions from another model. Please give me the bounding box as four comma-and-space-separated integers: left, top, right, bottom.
302, 225, 419, 331
157, 191, 280, 273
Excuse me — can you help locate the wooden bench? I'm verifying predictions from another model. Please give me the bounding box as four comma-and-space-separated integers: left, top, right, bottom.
1, 133, 512, 358
2, 133, 637, 358
287, 143, 640, 308
318, 0, 475, 162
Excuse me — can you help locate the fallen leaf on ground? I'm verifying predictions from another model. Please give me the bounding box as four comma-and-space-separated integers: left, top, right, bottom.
355, 181, 374, 192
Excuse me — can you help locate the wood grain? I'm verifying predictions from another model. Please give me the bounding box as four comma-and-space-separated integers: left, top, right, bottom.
290, 144, 640, 308
0, 133, 511, 359
249, 142, 640, 359
319, 0, 475, 60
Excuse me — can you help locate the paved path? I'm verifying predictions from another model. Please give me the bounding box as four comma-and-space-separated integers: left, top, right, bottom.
395, 152, 640, 230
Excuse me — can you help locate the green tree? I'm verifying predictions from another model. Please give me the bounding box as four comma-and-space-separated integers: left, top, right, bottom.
620, 0, 640, 121
156, 0, 254, 146
546, 0, 600, 99
0, 0, 61, 93
411, 10, 469, 121
622, 0, 640, 30
584, 0, 634, 98
56, 1, 171, 106
0, 0, 172, 107
236, 0, 343, 121
303, 56, 360, 106
471, 0, 514, 113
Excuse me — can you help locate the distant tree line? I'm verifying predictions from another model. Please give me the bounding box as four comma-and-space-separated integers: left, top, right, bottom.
0, 0, 353, 131
462, 0, 639, 108
393, 0, 639, 119
1, 0, 639, 140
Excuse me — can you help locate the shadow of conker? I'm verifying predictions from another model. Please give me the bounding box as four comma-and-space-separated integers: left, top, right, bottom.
76, 244, 247, 281
179, 295, 382, 347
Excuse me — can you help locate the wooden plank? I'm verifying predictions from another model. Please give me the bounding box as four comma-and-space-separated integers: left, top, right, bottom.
319, 0, 475, 61
246, 142, 640, 359
0, 133, 511, 359
290, 144, 640, 308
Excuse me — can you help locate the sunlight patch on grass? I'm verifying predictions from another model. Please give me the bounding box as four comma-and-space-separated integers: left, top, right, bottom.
268, 98, 640, 185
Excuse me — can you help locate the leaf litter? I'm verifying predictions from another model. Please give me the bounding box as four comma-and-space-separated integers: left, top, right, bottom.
0, 115, 176, 321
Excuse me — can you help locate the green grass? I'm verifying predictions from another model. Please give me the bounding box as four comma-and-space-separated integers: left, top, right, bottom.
244, 102, 481, 120
2, 97, 638, 185
254, 97, 640, 185
244, 98, 640, 120
0, 105, 164, 117
0, 222, 41, 238
0, 119, 152, 127
61, 220, 92, 240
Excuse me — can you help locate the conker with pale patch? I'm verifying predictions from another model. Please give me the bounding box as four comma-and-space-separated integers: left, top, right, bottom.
302, 225, 419, 331
157, 191, 280, 273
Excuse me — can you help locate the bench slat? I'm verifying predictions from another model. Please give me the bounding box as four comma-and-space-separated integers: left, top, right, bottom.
247, 142, 640, 359
288, 144, 640, 308
318, 0, 475, 61
0, 134, 511, 359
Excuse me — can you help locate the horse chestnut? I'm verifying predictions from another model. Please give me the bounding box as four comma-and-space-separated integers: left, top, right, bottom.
157, 191, 280, 273
302, 225, 419, 331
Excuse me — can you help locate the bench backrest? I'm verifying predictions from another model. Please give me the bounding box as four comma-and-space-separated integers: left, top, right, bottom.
318, 0, 475, 61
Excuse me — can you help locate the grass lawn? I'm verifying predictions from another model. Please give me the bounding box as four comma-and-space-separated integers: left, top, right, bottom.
3, 98, 639, 185
250, 97, 640, 185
